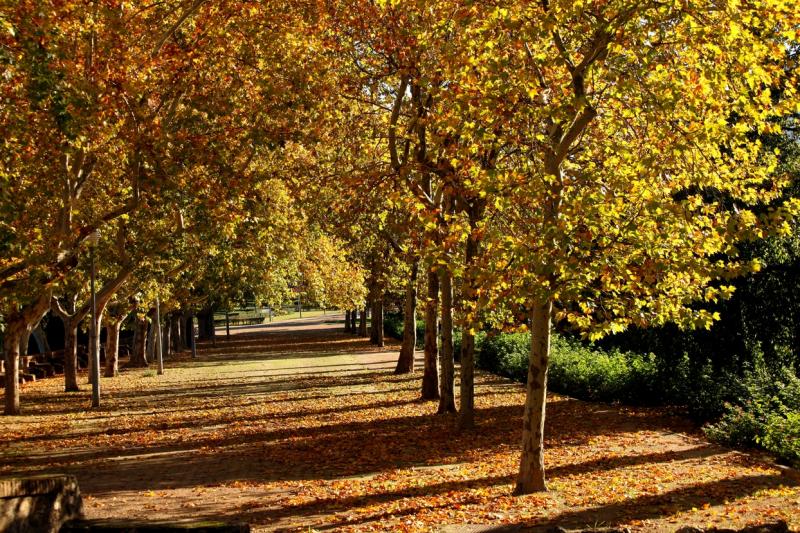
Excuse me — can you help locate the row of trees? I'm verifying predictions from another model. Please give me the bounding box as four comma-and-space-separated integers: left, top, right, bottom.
2, 0, 799, 494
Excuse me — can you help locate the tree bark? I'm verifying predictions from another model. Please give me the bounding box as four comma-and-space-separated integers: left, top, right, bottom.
171, 314, 181, 351
128, 315, 149, 367
438, 269, 456, 414
359, 306, 368, 337
162, 316, 171, 360
345, 310, 351, 332
395, 259, 419, 374
62, 322, 80, 391
515, 301, 553, 494
350, 309, 357, 332
3, 326, 23, 416
422, 269, 440, 400
458, 213, 482, 430
3, 291, 51, 415
104, 318, 122, 377
370, 297, 384, 347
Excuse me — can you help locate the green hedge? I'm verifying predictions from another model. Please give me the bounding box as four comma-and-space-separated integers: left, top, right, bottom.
384, 312, 424, 347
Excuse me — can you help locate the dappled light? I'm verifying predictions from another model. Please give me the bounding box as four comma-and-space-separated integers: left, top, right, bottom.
3, 317, 797, 531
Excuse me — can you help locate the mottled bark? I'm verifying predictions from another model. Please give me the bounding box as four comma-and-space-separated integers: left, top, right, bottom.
437, 269, 456, 414
458, 215, 482, 430
104, 318, 122, 377
395, 259, 419, 374
3, 292, 51, 415
128, 316, 149, 367
422, 269, 440, 400
3, 326, 23, 416
63, 324, 80, 391
515, 301, 552, 494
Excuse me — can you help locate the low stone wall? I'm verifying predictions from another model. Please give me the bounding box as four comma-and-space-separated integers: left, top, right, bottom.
0, 475, 83, 533
60, 519, 251, 532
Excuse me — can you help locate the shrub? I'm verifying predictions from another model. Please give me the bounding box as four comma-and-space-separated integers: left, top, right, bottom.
383, 312, 425, 347
703, 367, 800, 467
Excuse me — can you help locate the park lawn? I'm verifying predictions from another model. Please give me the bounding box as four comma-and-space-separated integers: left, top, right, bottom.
2, 318, 799, 532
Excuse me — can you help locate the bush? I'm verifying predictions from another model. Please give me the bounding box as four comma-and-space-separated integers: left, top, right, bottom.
704, 367, 800, 467
384, 312, 425, 347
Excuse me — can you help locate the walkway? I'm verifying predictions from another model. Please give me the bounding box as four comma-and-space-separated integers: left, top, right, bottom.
1, 315, 798, 531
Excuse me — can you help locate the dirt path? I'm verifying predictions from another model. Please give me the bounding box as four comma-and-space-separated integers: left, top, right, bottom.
2, 315, 798, 532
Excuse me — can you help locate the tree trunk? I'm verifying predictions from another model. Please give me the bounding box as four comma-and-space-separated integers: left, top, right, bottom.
171, 314, 181, 352
370, 297, 384, 347
128, 316, 149, 367
395, 259, 419, 374
63, 323, 80, 391
359, 306, 368, 337
3, 326, 23, 415
515, 301, 553, 494
178, 309, 188, 348
350, 309, 357, 332
438, 269, 456, 414
104, 318, 122, 377
422, 269, 440, 400
184, 312, 193, 348
162, 316, 171, 360
19, 330, 31, 357
145, 308, 156, 363
345, 310, 352, 332
458, 219, 481, 430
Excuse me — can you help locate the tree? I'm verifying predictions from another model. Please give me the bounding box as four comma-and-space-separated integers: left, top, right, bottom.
442, 0, 799, 492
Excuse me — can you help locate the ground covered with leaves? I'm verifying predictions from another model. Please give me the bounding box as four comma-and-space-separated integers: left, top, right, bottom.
2, 316, 799, 532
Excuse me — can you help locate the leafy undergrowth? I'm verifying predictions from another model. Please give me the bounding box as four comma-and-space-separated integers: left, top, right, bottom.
2, 319, 799, 532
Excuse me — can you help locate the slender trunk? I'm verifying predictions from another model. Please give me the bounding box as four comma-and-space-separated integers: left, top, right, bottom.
171, 314, 181, 352
179, 309, 188, 348
395, 259, 419, 374
3, 327, 23, 415
350, 309, 357, 332
104, 319, 122, 377
128, 316, 149, 367
515, 301, 553, 494
359, 306, 368, 337
422, 269, 440, 400
438, 269, 456, 414
370, 297, 384, 346
458, 219, 481, 430
64, 323, 80, 391
155, 299, 163, 375
345, 310, 352, 332
145, 308, 156, 363
184, 313, 193, 349
162, 317, 171, 360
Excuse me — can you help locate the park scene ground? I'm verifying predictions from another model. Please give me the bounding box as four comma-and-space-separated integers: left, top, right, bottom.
3, 315, 798, 532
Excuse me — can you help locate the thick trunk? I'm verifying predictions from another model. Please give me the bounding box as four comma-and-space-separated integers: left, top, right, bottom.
458, 223, 481, 430
395, 259, 419, 374
104, 319, 122, 378
19, 330, 31, 356
64, 324, 80, 391
3, 326, 23, 416
422, 269, 440, 400
370, 297, 384, 346
184, 313, 194, 348
359, 306, 368, 337
515, 301, 553, 494
128, 316, 149, 367
345, 310, 352, 332
438, 269, 456, 414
